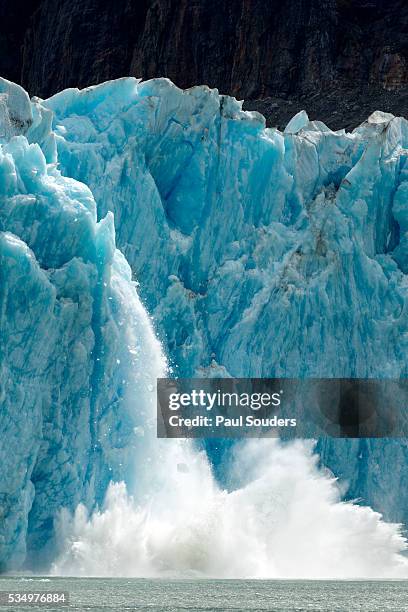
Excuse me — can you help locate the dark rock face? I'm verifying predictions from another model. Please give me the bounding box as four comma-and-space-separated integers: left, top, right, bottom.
0, 0, 41, 85
1, 0, 408, 128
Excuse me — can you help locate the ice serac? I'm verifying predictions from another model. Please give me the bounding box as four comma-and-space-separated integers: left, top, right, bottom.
43, 79, 408, 525
0, 78, 164, 569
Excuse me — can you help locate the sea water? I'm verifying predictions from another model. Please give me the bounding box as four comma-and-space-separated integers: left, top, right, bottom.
0, 577, 406, 611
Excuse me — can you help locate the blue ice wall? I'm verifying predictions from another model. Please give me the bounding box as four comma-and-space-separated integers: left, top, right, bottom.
0, 79, 164, 569
44, 78, 408, 525
45, 80, 408, 378
1, 75, 408, 569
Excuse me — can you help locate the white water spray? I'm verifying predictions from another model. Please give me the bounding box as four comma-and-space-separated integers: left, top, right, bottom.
51, 258, 408, 579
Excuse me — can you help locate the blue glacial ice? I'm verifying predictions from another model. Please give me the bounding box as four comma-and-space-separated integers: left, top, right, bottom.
0, 79, 165, 569
45, 78, 408, 521
1, 76, 408, 575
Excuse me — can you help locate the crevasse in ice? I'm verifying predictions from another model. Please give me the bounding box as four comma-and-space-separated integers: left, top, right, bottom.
1, 76, 408, 570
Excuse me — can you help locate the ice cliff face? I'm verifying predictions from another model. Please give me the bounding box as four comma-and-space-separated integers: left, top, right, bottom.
0, 79, 165, 569
1, 75, 408, 569
45, 80, 408, 379
44, 78, 408, 524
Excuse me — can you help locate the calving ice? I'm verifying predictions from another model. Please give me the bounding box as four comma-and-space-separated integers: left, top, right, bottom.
45, 75, 408, 532
0, 76, 408, 580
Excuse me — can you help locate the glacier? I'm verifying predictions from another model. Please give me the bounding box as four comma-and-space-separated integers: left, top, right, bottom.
0, 78, 166, 569
1, 75, 408, 574
44, 78, 408, 523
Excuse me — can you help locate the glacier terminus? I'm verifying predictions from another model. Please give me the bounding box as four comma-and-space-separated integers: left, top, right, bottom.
1, 75, 408, 575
